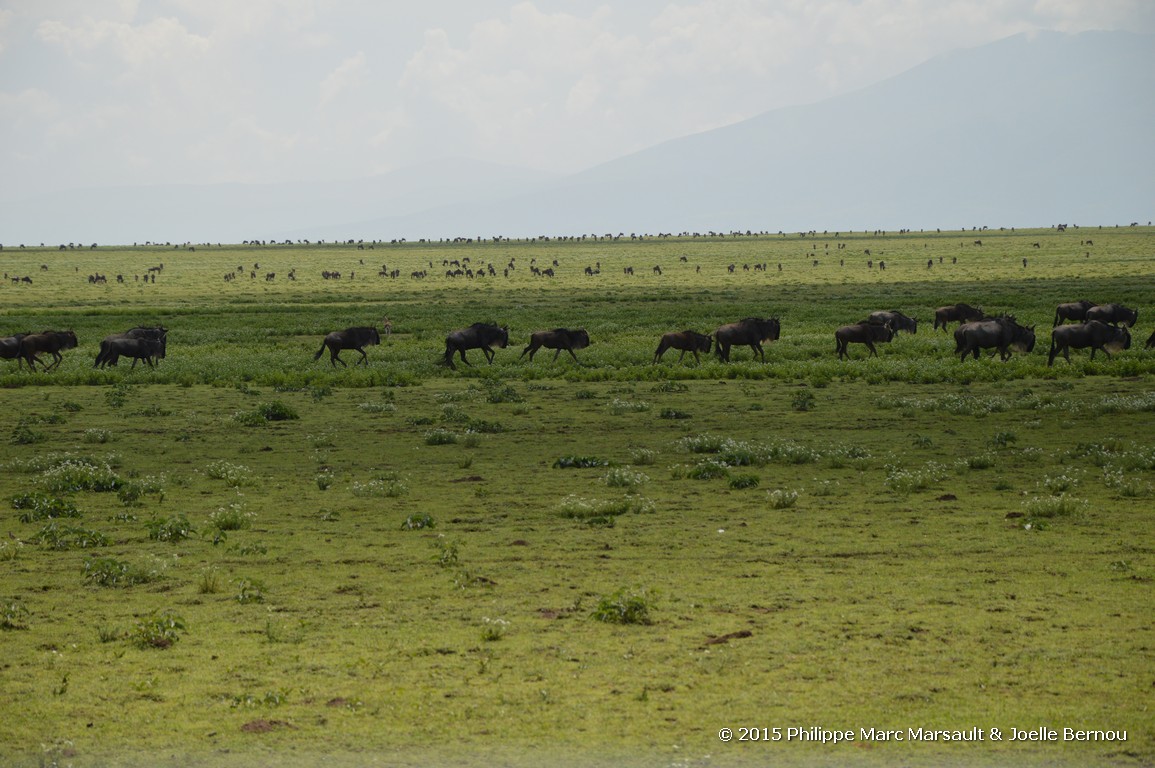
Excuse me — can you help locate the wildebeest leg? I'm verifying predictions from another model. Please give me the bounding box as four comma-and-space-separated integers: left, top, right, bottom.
457, 349, 472, 367
865, 341, 877, 358
355, 346, 369, 366
330, 347, 346, 367
482, 347, 495, 364
565, 347, 581, 362
520, 343, 538, 361
748, 343, 764, 362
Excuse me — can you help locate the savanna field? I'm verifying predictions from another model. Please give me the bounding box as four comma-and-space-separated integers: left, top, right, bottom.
1, 226, 1153, 768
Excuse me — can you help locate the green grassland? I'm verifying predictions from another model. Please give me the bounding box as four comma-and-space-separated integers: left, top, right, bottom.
1, 227, 1153, 767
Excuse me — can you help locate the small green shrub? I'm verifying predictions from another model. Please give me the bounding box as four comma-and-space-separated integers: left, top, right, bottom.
768, 489, 799, 509
146, 513, 194, 542
11, 492, 80, 522
791, 389, 816, 412
401, 513, 435, 530
729, 474, 760, 490
209, 502, 252, 531
424, 428, 458, 445
1022, 494, 1089, 520
33, 521, 108, 550
130, 609, 185, 649
1, 600, 30, 630
83, 557, 157, 587
592, 588, 654, 625
11, 423, 46, 445
480, 617, 509, 642
204, 460, 252, 487
602, 467, 649, 490
553, 455, 610, 468
82, 428, 114, 444
41, 460, 121, 493
687, 460, 729, 480
234, 578, 267, 604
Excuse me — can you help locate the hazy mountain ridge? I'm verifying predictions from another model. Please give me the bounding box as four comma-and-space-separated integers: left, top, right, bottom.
2, 30, 1151, 245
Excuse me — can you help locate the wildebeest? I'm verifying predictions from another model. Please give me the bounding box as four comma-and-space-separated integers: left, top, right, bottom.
1053, 300, 1095, 326
443, 322, 509, 370
18, 330, 79, 371
934, 303, 984, 331
953, 316, 1035, 361
714, 317, 780, 362
1085, 303, 1139, 328
653, 330, 712, 365
519, 328, 590, 362
835, 322, 894, 360
95, 326, 168, 368
866, 310, 917, 334
96, 337, 166, 369
1146, 328, 1155, 350
1048, 321, 1131, 366
313, 326, 381, 367
1, 333, 31, 368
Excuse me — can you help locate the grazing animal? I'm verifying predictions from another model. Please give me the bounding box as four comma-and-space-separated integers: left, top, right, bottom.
442, 322, 509, 370
18, 330, 79, 371
1053, 300, 1096, 326
953, 316, 1036, 361
1085, 303, 1139, 328
867, 310, 917, 334
1, 333, 31, 369
520, 328, 590, 363
313, 326, 381, 367
1048, 321, 1131, 366
653, 330, 712, 364
95, 326, 168, 368
96, 337, 166, 369
933, 303, 984, 331
714, 317, 781, 362
835, 322, 894, 360
1146, 328, 1155, 350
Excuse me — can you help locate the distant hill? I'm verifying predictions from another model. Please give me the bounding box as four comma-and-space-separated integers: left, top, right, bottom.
2, 30, 1151, 245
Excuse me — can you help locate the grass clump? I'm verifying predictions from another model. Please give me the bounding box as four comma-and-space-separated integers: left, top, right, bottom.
146, 513, 195, 542
553, 455, 610, 468
11, 492, 80, 522
83, 557, 158, 587
33, 521, 108, 550
591, 588, 654, 625
129, 609, 186, 649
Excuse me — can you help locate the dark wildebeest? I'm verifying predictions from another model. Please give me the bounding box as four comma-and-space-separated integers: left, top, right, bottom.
18, 330, 79, 371
1085, 303, 1139, 328
97, 337, 166, 369
653, 330, 712, 364
442, 322, 509, 370
313, 326, 381, 367
714, 317, 780, 362
1048, 321, 1131, 366
866, 310, 917, 334
520, 328, 590, 362
95, 326, 167, 368
953, 316, 1036, 361
1147, 329, 1155, 350
934, 303, 984, 331
1053, 300, 1096, 326
835, 322, 894, 360
1, 333, 31, 369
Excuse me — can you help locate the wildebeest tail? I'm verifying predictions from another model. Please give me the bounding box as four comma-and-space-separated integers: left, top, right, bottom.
313, 341, 326, 361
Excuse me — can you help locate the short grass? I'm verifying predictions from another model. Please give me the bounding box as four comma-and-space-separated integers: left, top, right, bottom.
0, 227, 1153, 767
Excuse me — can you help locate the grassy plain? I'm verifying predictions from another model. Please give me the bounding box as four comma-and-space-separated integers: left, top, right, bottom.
1, 227, 1153, 767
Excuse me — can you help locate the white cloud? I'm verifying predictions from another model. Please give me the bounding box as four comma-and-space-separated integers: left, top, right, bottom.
2, 0, 1153, 198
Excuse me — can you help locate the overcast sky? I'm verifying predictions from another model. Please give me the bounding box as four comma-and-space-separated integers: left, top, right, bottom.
2, 0, 1152, 199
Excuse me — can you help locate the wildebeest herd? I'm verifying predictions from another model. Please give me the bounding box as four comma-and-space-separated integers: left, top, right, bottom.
1, 301, 1150, 374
